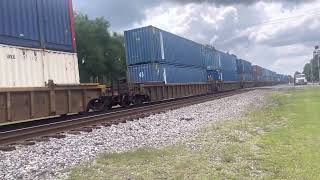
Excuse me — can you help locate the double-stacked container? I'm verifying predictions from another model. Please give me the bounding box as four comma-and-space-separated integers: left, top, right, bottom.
236, 59, 253, 81
204, 46, 221, 81
219, 52, 238, 81
0, 0, 106, 124
0, 0, 79, 87
254, 67, 276, 81
261, 68, 272, 81
124, 26, 207, 84
204, 49, 238, 82
252, 65, 263, 81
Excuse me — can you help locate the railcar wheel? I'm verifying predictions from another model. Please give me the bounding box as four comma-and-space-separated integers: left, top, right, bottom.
86, 98, 104, 112
120, 95, 131, 108
86, 97, 113, 112
133, 95, 145, 105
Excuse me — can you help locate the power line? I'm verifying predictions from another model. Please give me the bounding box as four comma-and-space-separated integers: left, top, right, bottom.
245, 10, 320, 28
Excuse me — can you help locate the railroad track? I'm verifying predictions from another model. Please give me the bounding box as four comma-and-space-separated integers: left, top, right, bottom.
0, 89, 253, 150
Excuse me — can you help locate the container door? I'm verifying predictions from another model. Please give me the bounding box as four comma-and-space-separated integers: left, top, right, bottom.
37, 0, 73, 52
0, 0, 41, 48
42, 50, 80, 85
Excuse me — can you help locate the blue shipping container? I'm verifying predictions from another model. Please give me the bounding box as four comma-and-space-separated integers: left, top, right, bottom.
221, 69, 239, 81
0, 0, 76, 52
261, 68, 275, 81
236, 59, 243, 74
205, 51, 238, 82
241, 73, 254, 81
219, 51, 237, 72
208, 69, 238, 82
204, 46, 221, 70
207, 70, 221, 81
128, 63, 206, 84
124, 26, 205, 67
236, 59, 252, 74
236, 59, 253, 81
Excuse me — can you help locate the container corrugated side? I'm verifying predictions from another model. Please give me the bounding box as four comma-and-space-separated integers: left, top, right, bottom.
242, 73, 253, 81
128, 63, 206, 84
221, 69, 239, 81
236, 59, 253, 81
125, 26, 205, 67
43, 49, 80, 85
124, 26, 159, 65
0, 0, 75, 52
242, 60, 252, 74
0, 44, 79, 87
236, 59, 243, 74
37, 0, 75, 52
204, 46, 220, 70
162, 28, 204, 67
261, 68, 275, 81
207, 70, 221, 81
252, 65, 263, 81
0, 0, 41, 48
0, 45, 44, 87
219, 51, 237, 73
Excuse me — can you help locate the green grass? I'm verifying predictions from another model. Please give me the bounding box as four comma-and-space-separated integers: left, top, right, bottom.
257, 88, 320, 179
67, 87, 320, 180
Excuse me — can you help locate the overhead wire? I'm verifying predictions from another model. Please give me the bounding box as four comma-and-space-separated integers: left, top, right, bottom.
246, 10, 320, 28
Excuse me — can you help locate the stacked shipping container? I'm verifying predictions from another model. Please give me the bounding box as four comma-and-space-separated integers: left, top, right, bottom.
252, 65, 262, 81
0, 0, 79, 87
203, 46, 220, 71
204, 49, 238, 81
219, 52, 238, 81
125, 25, 287, 84
236, 59, 253, 81
252, 65, 279, 82
125, 26, 207, 84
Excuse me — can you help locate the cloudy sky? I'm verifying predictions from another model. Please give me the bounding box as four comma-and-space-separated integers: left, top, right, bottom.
74, 0, 320, 75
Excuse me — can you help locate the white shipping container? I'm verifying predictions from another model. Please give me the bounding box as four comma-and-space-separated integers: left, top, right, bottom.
43, 50, 80, 86
0, 44, 80, 87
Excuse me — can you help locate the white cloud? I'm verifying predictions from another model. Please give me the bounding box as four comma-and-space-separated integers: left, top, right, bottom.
75, 0, 320, 75
133, 0, 320, 75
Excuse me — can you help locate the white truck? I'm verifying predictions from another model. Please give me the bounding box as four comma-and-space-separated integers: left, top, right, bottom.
294, 74, 307, 85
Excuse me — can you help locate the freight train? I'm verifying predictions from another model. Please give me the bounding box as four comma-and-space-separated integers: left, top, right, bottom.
0, 1, 288, 125
86, 26, 289, 111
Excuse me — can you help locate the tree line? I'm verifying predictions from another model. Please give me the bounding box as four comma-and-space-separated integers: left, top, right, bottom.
302, 57, 320, 81
75, 14, 127, 85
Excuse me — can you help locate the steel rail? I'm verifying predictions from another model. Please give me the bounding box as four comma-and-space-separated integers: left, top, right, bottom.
0, 89, 252, 146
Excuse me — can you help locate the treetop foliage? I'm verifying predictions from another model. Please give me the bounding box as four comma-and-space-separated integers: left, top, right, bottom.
75, 13, 127, 84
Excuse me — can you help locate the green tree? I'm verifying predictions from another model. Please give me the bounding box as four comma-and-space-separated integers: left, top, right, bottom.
75, 14, 126, 84
303, 58, 319, 81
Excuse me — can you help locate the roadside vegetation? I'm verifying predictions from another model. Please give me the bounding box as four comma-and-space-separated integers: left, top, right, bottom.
67, 87, 320, 179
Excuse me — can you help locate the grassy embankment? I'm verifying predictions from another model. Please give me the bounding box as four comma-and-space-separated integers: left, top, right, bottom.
68, 87, 320, 179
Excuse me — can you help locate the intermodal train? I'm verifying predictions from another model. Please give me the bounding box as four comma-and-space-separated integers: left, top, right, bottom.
0, 1, 288, 125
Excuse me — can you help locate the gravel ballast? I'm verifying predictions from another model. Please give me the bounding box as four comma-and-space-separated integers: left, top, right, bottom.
0, 90, 269, 180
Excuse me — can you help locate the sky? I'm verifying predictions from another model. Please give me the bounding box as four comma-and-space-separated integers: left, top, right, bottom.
74, 0, 320, 75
